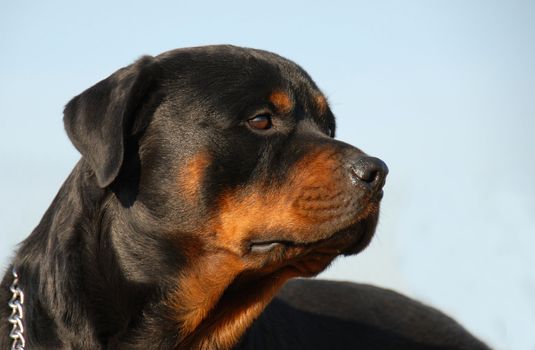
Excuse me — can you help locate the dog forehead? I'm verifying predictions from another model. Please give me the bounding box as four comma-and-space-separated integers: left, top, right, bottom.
156, 45, 317, 93
149, 46, 332, 136
156, 45, 293, 71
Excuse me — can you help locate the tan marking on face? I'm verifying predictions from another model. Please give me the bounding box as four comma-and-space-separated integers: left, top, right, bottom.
178, 151, 211, 202
315, 94, 328, 115
176, 265, 301, 349
269, 90, 293, 114
167, 252, 245, 336
213, 189, 306, 252
167, 147, 374, 350
210, 148, 356, 249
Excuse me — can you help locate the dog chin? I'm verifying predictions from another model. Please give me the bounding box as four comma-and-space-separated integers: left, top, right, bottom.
278, 216, 379, 277
339, 214, 379, 256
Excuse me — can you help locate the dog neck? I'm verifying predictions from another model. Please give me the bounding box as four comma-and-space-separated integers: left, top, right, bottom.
1, 160, 279, 350
0, 161, 159, 348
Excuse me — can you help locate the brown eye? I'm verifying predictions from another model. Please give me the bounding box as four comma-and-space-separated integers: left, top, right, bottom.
248, 114, 272, 130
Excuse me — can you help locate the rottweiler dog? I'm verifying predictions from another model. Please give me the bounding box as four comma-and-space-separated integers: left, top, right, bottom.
1, 45, 489, 350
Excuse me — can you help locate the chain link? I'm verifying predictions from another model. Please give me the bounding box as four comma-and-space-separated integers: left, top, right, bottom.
8, 268, 25, 350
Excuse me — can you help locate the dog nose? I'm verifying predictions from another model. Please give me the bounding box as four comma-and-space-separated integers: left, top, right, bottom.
349, 156, 389, 192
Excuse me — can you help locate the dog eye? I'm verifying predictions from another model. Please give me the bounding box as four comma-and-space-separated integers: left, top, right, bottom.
248, 114, 272, 130
327, 124, 335, 137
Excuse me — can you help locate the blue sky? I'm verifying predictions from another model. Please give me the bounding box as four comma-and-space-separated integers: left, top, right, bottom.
1, 1, 534, 349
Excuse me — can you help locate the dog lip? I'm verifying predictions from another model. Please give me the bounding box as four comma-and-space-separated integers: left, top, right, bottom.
247, 201, 381, 255
248, 228, 353, 253
249, 240, 290, 253
375, 189, 384, 200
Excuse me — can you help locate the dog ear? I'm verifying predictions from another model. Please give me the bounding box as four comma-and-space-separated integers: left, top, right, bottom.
64, 56, 159, 188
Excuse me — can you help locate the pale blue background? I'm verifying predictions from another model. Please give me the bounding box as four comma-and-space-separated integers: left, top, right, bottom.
1, 1, 534, 349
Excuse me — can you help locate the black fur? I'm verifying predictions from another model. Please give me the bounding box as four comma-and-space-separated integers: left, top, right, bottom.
238, 279, 489, 350
1, 45, 489, 349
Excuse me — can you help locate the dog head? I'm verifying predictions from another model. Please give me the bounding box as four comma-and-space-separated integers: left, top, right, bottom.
63, 45, 387, 349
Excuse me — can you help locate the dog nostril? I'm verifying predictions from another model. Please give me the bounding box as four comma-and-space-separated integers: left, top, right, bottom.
352, 167, 378, 183
350, 156, 388, 190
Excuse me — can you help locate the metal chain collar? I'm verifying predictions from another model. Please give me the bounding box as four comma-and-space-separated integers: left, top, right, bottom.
8, 268, 25, 350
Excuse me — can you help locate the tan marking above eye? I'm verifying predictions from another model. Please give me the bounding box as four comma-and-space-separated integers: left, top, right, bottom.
315, 95, 328, 116
269, 90, 293, 114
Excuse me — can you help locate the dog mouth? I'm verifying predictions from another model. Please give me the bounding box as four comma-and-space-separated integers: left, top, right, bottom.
250, 241, 287, 253
249, 221, 374, 255
250, 192, 381, 248
248, 205, 379, 262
